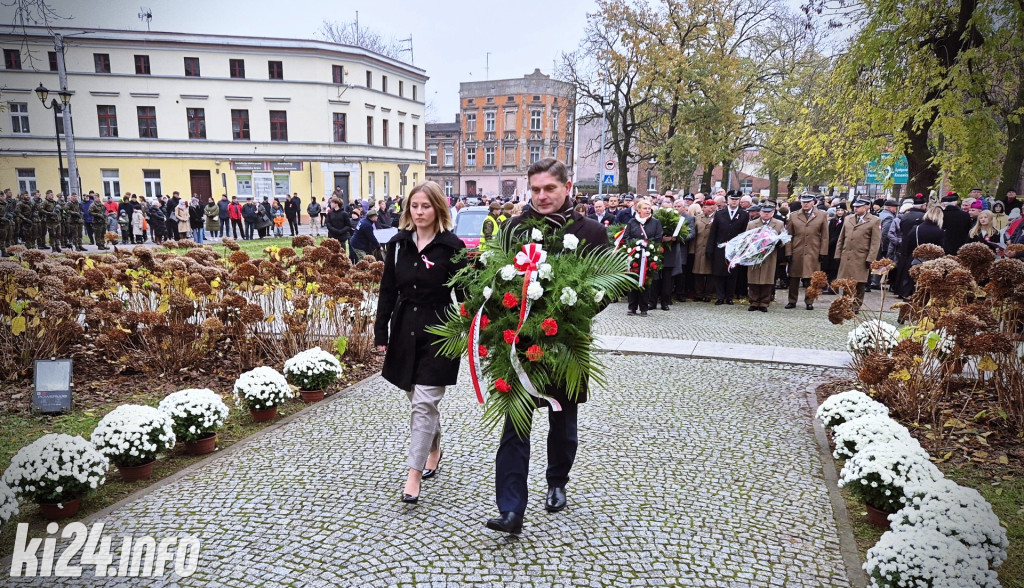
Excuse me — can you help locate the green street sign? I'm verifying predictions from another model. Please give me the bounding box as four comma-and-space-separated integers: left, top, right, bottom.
866, 154, 908, 185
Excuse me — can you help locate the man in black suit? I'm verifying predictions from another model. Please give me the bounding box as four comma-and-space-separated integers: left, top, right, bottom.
706, 190, 749, 304
939, 192, 972, 255
587, 197, 616, 226
486, 158, 609, 536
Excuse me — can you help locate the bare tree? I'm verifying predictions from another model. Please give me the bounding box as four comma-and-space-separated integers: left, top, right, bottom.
315, 19, 406, 62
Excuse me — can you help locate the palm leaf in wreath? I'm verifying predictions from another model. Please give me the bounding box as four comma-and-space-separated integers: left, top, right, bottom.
426, 303, 469, 359
578, 246, 637, 298
482, 386, 534, 436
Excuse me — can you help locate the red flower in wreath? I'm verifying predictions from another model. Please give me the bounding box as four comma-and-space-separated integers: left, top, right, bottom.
480, 315, 490, 329
651, 263, 658, 270
494, 379, 512, 393
525, 345, 544, 362
502, 292, 519, 309
460, 303, 469, 317
503, 329, 520, 345
478, 345, 488, 357
541, 318, 558, 336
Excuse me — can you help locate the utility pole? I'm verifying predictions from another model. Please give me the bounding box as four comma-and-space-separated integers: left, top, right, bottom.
355, 11, 359, 44
597, 79, 607, 198
54, 34, 80, 196
485, 52, 490, 81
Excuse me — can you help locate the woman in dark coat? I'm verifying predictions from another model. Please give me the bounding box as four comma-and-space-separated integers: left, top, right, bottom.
374, 181, 465, 504
825, 205, 847, 290
896, 205, 945, 298
324, 198, 352, 253
623, 199, 664, 316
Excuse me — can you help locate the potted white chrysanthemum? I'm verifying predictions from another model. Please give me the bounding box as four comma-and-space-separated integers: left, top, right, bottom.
233, 366, 294, 421
158, 388, 231, 455
0, 481, 20, 529
815, 390, 890, 430
283, 347, 343, 403
893, 478, 1009, 568
839, 442, 943, 528
1, 433, 109, 519
90, 404, 176, 481
846, 319, 901, 356
864, 526, 999, 588
830, 415, 923, 460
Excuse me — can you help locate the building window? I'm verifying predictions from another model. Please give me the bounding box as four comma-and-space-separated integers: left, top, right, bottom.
269, 110, 287, 141
366, 116, 373, 144
412, 125, 418, 150
444, 146, 453, 167
365, 71, 372, 88
97, 105, 118, 137
229, 59, 245, 79
382, 119, 389, 147
740, 178, 754, 194
101, 169, 121, 198
412, 85, 417, 101
485, 112, 495, 132
367, 171, 375, 197
530, 110, 542, 131
398, 80, 403, 97
504, 110, 516, 131
268, 60, 283, 80
3, 48, 21, 69
137, 106, 158, 138
236, 173, 252, 196
428, 146, 438, 166
504, 145, 515, 167
443, 180, 452, 197
383, 172, 390, 196
465, 113, 476, 133
332, 65, 344, 84
143, 170, 162, 199
9, 102, 29, 134
648, 174, 657, 192
94, 53, 110, 73
186, 107, 206, 139
398, 122, 405, 149
484, 146, 495, 167
413, 172, 418, 185
552, 110, 559, 133
466, 148, 476, 167
231, 109, 250, 140
382, 75, 388, 93
47, 51, 58, 72
274, 173, 290, 196
184, 57, 200, 77
16, 169, 36, 194
529, 145, 540, 165
134, 55, 151, 75
332, 113, 347, 142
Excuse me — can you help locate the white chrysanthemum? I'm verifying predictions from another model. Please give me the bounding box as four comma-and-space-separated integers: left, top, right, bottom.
500, 265, 518, 281
560, 287, 578, 306
0, 481, 18, 527
233, 366, 294, 410
482, 286, 493, 299
831, 415, 923, 460
526, 281, 544, 301
478, 250, 492, 266
537, 263, 553, 280
839, 442, 943, 512
894, 478, 1009, 568
158, 388, 230, 444
2, 434, 108, 504
562, 234, 579, 250
816, 390, 889, 429
864, 526, 999, 588
594, 289, 605, 303
847, 319, 901, 355
283, 347, 343, 390
90, 405, 176, 467
531, 228, 543, 242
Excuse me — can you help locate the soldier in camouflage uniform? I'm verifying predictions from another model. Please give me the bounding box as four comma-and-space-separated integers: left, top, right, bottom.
88, 197, 109, 250
65, 193, 86, 251
16, 193, 35, 249
32, 192, 46, 249
41, 191, 62, 252
0, 191, 11, 256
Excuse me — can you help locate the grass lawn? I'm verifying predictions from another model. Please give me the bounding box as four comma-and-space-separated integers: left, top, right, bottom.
164, 235, 336, 259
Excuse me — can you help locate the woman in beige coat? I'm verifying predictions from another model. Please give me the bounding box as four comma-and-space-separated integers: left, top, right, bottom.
175, 200, 190, 237
689, 199, 717, 301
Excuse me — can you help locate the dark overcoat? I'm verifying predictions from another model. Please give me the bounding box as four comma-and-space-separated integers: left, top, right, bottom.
707, 207, 749, 276
375, 230, 466, 391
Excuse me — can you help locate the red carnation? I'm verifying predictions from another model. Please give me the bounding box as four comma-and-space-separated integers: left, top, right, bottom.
541, 318, 558, 336
525, 345, 544, 362
480, 315, 490, 329
494, 379, 512, 393
502, 292, 518, 309
460, 303, 469, 317
478, 345, 488, 357
503, 330, 520, 345
651, 263, 658, 270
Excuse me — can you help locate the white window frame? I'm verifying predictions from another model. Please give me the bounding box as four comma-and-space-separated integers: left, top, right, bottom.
367, 171, 375, 197
236, 173, 253, 196
530, 110, 542, 131
484, 146, 495, 167
466, 149, 476, 167
443, 146, 453, 167
484, 111, 495, 132
143, 169, 162, 199
428, 146, 438, 166
529, 145, 541, 165
444, 180, 452, 197
383, 171, 390, 196
9, 102, 30, 134
552, 110, 559, 133
740, 178, 754, 194
648, 174, 657, 192
101, 169, 121, 199
274, 173, 290, 196
17, 168, 36, 194
465, 113, 476, 133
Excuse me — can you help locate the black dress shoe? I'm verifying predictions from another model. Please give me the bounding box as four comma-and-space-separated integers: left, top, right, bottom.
401, 493, 418, 504
422, 450, 444, 480
485, 511, 523, 534
759, 307, 768, 312
725, 300, 734, 305
784, 302, 796, 309
627, 309, 637, 315
545, 487, 567, 512
661, 304, 670, 310
806, 304, 814, 310
639, 311, 648, 317
748, 305, 758, 311
714, 300, 725, 306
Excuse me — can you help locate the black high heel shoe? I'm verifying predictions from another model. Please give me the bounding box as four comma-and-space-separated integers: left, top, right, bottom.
422, 450, 444, 480
401, 492, 418, 504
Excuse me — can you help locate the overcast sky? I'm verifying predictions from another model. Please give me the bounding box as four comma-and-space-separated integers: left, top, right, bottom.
2, 0, 598, 120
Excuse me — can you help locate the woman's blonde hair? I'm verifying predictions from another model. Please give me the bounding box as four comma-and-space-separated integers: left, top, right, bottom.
969, 210, 994, 238
398, 181, 453, 232
923, 204, 944, 227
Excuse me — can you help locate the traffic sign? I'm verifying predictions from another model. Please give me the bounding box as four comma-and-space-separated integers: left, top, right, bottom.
604, 160, 616, 171
602, 174, 616, 186
866, 154, 908, 185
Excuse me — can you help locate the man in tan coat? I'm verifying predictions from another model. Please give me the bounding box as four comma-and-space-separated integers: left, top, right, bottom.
835, 198, 882, 312
746, 202, 787, 312
785, 194, 830, 310
689, 199, 717, 302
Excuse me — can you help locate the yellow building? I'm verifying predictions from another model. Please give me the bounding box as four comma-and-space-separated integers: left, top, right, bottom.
1, 26, 426, 214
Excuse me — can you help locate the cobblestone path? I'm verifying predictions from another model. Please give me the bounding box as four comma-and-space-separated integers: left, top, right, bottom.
11, 357, 851, 587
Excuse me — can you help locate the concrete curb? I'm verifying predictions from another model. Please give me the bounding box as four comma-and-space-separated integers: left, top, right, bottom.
806, 381, 869, 588
596, 334, 852, 369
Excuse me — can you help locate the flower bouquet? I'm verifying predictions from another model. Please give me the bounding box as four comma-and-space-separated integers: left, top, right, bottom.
652, 207, 690, 240
0, 481, 19, 529
838, 442, 943, 513
720, 225, 791, 270
2, 434, 108, 515
91, 405, 176, 479
626, 239, 663, 286
283, 347, 343, 401
233, 366, 294, 419
158, 388, 230, 452
428, 219, 636, 436
865, 527, 999, 588
830, 415, 922, 460
816, 390, 890, 430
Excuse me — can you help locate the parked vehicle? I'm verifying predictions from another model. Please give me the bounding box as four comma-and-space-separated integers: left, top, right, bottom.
453, 206, 489, 249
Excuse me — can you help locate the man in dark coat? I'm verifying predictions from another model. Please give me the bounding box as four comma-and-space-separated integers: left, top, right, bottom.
587, 198, 616, 226
894, 194, 927, 297
285, 192, 301, 237
706, 191, 749, 304
940, 192, 972, 255
486, 158, 609, 536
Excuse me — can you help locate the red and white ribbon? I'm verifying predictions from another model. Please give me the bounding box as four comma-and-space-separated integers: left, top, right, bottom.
613, 228, 626, 249
467, 286, 494, 404
421, 254, 435, 269
634, 240, 650, 286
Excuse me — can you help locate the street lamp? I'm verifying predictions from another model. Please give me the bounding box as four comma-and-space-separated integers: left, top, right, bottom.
35, 83, 72, 195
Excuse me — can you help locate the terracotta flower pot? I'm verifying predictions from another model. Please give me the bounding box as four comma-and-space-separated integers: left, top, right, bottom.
299, 389, 325, 403
38, 497, 82, 520
117, 460, 155, 482
865, 503, 894, 529
183, 433, 217, 455
250, 406, 278, 422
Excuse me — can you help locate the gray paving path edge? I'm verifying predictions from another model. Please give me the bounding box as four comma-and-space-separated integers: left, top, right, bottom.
806, 381, 869, 588
597, 335, 853, 369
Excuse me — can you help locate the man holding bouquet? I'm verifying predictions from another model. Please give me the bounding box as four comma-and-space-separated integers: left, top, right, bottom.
746, 201, 787, 312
